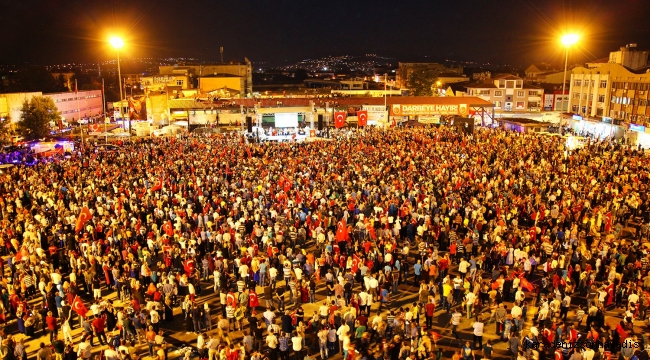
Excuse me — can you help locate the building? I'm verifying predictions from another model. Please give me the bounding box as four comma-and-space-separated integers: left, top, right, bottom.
123, 74, 144, 87
141, 74, 193, 94
0, 92, 40, 123
0, 90, 103, 124
496, 118, 552, 133
158, 59, 253, 96
396, 62, 463, 89
45, 90, 103, 123
609, 44, 649, 70
198, 74, 246, 96
464, 75, 544, 112
436, 72, 469, 86
568, 63, 650, 122
539, 84, 570, 111
525, 63, 560, 81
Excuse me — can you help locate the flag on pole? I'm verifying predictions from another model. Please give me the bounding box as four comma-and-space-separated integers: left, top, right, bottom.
334, 112, 346, 128
75, 206, 92, 233
151, 178, 163, 192
357, 110, 368, 126
72, 296, 88, 317
75, 79, 78, 94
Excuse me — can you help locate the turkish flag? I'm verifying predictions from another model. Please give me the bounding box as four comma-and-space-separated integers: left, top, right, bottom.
75, 206, 92, 233
336, 217, 348, 241
72, 296, 88, 317
151, 178, 163, 192
334, 112, 346, 128
162, 221, 173, 236
519, 276, 535, 292
357, 110, 368, 126
351, 254, 360, 273
391, 118, 397, 127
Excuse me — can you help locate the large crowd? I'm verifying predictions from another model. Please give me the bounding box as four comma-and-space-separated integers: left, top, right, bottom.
0, 125, 649, 360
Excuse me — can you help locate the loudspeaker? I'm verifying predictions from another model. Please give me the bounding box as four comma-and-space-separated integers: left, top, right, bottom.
246, 116, 252, 133
318, 114, 323, 130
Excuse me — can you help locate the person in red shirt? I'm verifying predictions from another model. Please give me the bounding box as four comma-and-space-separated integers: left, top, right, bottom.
92, 316, 108, 345
46, 311, 58, 343
425, 298, 436, 328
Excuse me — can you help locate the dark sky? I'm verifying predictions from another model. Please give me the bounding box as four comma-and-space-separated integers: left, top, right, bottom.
1, 0, 649, 67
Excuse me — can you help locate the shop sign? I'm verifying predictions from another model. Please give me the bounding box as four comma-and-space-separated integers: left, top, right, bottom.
572, 115, 583, 121
390, 103, 468, 116
629, 124, 645, 132
602, 117, 613, 124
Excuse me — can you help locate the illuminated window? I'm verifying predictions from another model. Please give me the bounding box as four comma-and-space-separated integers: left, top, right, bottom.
517, 91, 524, 97
494, 91, 503, 97
516, 101, 525, 108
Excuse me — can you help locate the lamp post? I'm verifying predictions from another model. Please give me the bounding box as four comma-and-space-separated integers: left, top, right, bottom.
109, 36, 126, 136
560, 34, 579, 133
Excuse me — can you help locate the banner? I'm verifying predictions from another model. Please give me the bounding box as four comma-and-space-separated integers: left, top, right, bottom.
334, 112, 346, 128
390, 103, 468, 116
357, 110, 368, 126
128, 97, 147, 121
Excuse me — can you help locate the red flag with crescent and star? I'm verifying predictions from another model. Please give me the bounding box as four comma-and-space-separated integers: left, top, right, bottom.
163, 221, 173, 236
604, 212, 612, 232
334, 112, 346, 128
336, 217, 348, 242
75, 206, 92, 233
72, 296, 88, 317
357, 110, 368, 126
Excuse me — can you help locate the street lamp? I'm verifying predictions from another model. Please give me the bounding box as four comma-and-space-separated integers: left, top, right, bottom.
560, 34, 579, 130
109, 36, 127, 136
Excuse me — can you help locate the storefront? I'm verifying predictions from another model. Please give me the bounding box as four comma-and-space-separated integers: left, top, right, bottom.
628, 124, 650, 148
568, 115, 624, 139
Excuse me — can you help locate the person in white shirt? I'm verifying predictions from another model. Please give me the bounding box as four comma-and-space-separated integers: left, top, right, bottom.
511, 304, 522, 319
336, 323, 350, 355
465, 292, 476, 319
472, 319, 484, 349
582, 347, 595, 360
458, 259, 469, 277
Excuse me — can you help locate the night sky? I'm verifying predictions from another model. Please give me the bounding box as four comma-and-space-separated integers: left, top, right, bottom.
1, 0, 649, 67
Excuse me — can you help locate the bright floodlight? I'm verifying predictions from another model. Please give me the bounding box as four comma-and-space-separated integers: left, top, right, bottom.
561, 34, 579, 47
109, 36, 124, 49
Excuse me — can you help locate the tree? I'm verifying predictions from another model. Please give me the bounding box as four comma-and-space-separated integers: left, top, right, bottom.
0, 114, 11, 145
407, 70, 438, 96
18, 96, 60, 140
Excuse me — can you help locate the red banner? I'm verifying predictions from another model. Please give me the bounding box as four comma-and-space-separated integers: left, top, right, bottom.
357, 110, 368, 126
334, 112, 346, 128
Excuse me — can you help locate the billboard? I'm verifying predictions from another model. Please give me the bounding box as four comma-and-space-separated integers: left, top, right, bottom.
362, 105, 387, 125
275, 113, 299, 128
390, 103, 468, 116
189, 111, 217, 125
128, 97, 147, 120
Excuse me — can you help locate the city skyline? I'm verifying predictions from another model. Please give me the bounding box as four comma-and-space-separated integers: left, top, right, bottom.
1, 0, 649, 67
